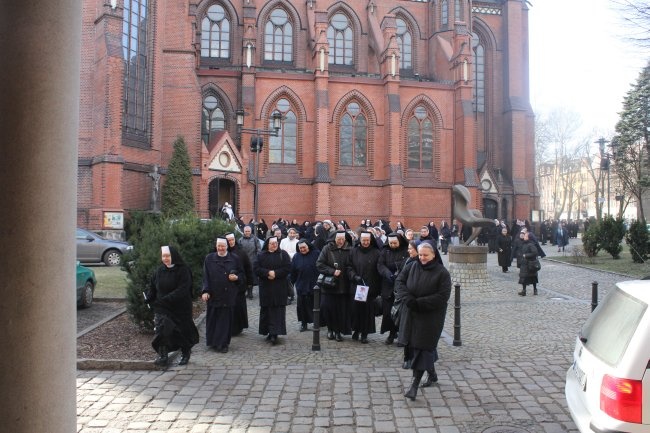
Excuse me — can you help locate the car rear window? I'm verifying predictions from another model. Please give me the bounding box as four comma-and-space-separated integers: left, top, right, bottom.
580, 287, 647, 366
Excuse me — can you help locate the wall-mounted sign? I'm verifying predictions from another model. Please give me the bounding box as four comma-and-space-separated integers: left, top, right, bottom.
103, 212, 124, 229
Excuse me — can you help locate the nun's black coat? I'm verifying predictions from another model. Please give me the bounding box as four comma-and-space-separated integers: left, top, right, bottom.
255, 239, 291, 336
202, 251, 244, 349
147, 247, 199, 354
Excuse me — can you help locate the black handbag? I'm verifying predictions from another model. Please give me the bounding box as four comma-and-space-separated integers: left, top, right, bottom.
527, 259, 541, 272
317, 273, 337, 289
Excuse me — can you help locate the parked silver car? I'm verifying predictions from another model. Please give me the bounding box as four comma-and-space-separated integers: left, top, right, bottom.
76, 228, 132, 266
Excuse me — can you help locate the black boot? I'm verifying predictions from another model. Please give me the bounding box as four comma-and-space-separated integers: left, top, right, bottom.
154, 346, 168, 366
247, 286, 254, 300
533, 285, 538, 295
335, 332, 343, 342
404, 370, 424, 400
178, 348, 191, 366
420, 365, 438, 388
518, 286, 526, 296
385, 331, 396, 345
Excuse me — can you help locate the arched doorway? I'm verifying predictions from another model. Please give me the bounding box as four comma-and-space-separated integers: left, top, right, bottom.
208, 177, 237, 218
483, 198, 498, 220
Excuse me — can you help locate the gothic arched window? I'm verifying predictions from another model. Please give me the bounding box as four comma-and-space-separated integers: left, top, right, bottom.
268, 99, 297, 164
339, 102, 367, 167
441, 0, 448, 27
122, 0, 151, 144
396, 18, 412, 71
407, 105, 434, 170
201, 4, 230, 59
455, 0, 462, 21
327, 13, 353, 66
201, 95, 225, 144
472, 32, 485, 113
264, 8, 293, 63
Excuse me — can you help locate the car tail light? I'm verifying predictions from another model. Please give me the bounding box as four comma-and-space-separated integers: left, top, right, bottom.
600, 374, 642, 423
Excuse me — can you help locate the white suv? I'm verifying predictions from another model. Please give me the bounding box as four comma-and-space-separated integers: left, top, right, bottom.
565, 280, 650, 432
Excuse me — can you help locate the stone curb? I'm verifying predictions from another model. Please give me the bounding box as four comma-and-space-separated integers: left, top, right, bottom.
76, 311, 207, 371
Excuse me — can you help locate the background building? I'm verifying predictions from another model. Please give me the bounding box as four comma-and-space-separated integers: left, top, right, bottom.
78, 0, 536, 233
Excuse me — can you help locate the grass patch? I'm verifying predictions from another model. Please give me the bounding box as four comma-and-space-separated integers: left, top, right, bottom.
553, 244, 650, 278
90, 266, 129, 299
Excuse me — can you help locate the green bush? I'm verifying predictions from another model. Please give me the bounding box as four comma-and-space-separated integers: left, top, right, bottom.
625, 219, 650, 263
599, 216, 626, 259
581, 222, 601, 257
123, 214, 236, 330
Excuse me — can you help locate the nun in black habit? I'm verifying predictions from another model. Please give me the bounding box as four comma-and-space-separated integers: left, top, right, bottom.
201, 237, 244, 353
316, 230, 353, 342
255, 236, 292, 344
225, 232, 252, 336
146, 245, 199, 366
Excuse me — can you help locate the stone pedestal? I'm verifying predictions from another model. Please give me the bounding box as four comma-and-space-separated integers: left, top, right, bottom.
448, 245, 492, 291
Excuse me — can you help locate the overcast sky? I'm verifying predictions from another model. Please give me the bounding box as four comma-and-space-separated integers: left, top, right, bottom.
528, 0, 648, 138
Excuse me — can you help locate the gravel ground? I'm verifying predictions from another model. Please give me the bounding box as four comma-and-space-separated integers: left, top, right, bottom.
77, 301, 205, 361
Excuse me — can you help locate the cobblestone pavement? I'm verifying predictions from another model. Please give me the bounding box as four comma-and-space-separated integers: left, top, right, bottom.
77, 242, 630, 433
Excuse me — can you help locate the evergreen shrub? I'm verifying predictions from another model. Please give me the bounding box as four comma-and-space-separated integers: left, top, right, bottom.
123, 214, 235, 330
625, 219, 650, 263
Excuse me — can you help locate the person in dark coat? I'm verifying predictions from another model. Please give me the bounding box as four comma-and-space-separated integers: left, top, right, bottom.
496, 227, 513, 272
426, 222, 439, 249
146, 245, 199, 366
348, 231, 382, 344
395, 242, 451, 400
201, 238, 244, 353
290, 239, 320, 331
316, 230, 353, 341
225, 232, 251, 336
255, 236, 291, 345
518, 232, 540, 296
439, 221, 451, 255
487, 219, 500, 253
556, 221, 570, 252
377, 232, 409, 344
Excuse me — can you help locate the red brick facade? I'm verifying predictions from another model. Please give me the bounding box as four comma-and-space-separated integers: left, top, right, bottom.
78, 0, 536, 232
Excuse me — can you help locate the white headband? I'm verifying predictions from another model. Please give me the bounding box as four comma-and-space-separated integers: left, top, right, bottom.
161, 246, 170, 255
216, 238, 228, 245
335, 232, 346, 239
360, 233, 371, 239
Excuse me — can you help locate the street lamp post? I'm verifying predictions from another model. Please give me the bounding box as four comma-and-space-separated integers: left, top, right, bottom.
236, 110, 282, 234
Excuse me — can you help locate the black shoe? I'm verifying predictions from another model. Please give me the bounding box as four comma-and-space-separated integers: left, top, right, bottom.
360, 334, 368, 344
265, 334, 272, 341
534, 288, 538, 295
300, 323, 308, 332
178, 350, 191, 366
327, 331, 335, 340
287, 297, 294, 305
218, 346, 229, 353
335, 332, 343, 342
404, 384, 418, 401
247, 294, 254, 300
154, 346, 168, 366
420, 370, 438, 388
396, 342, 405, 347
385, 334, 394, 345
518, 290, 526, 296
270, 335, 278, 345
352, 331, 359, 341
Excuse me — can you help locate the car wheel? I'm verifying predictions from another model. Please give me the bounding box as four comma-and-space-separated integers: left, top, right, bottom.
103, 249, 122, 266
80, 281, 94, 308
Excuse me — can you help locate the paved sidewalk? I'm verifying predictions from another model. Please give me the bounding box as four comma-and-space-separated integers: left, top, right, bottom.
77, 240, 628, 433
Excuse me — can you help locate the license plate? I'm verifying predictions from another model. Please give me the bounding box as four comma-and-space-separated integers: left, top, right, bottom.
572, 361, 587, 391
